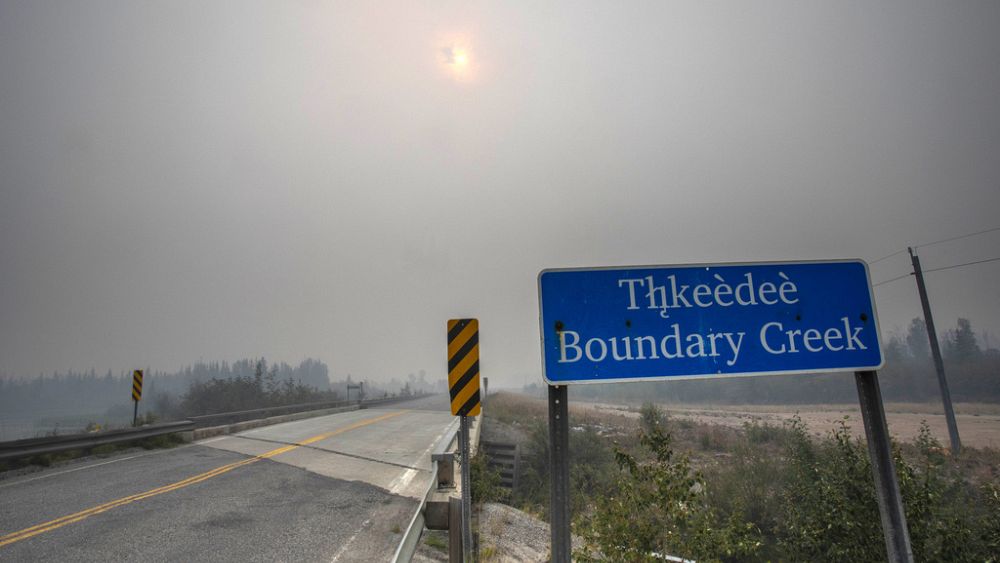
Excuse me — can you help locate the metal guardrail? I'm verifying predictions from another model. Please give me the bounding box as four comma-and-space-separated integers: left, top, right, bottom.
392, 418, 461, 563
188, 400, 354, 428
187, 394, 431, 428
0, 394, 432, 464
0, 421, 196, 462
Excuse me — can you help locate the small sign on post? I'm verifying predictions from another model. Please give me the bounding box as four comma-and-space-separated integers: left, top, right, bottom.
448, 318, 480, 562
448, 318, 481, 416
131, 369, 144, 426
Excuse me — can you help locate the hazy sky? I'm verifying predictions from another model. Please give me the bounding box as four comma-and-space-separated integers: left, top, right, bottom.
2, 1, 999, 386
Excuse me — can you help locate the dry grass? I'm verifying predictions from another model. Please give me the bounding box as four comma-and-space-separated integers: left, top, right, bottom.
570, 398, 1000, 449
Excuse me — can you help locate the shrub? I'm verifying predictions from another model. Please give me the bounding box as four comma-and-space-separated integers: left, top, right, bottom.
776, 417, 885, 561
575, 427, 761, 562
639, 401, 665, 433
470, 450, 507, 504
743, 420, 787, 445
773, 417, 1000, 562
898, 423, 999, 561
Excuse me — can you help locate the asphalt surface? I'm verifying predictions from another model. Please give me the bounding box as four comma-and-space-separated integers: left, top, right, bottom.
0, 395, 455, 562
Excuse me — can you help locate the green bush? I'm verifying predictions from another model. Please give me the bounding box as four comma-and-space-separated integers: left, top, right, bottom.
469, 450, 507, 504
776, 417, 885, 561
513, 420, 621, 520
743, 420, 787, 445
707, 443, 788, 559
639, 402, 664, 434
486, 394, 1000, 562
897, 423, 999, 561
575, 427, 761, 562
763, 418, 1000, 562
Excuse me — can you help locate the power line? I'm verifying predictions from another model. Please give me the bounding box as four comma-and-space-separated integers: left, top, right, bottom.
922, 256, 1000, 274
869, 249, 907, 265
873, 273, 912, 287
870, 225, 1000, 268
873, 256, 1000, 287
914, 226, 1000, 250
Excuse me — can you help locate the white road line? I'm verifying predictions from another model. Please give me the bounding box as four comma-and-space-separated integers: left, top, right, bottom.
195, 436, 229, 445
329, 518, 372, 563
387, 425, 448, 495
389, 468, 418, 495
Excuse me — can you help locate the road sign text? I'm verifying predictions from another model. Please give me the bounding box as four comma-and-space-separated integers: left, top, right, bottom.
539, 261, 883, 384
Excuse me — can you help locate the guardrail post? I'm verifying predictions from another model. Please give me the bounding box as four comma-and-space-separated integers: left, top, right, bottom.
433, 452, 455, 488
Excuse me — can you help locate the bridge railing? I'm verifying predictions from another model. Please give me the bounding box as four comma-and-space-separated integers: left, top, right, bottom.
0, 394, 432, 464
0, 421, 196, 463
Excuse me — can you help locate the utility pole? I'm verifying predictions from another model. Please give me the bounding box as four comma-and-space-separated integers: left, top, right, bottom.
908, 247, 961, 454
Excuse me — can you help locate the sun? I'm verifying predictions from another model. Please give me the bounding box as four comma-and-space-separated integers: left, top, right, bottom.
441, 45, 474, 80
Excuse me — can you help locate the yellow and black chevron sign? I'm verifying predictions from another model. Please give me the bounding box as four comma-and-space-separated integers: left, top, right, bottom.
447, 318, 481, 416
132, 369, 143, 402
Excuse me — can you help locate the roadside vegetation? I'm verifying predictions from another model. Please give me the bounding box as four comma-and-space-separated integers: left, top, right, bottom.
163, 360, 340, 418
480, 391, 1000, 562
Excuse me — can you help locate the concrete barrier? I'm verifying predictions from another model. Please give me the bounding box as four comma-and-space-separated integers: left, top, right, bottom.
192, 405, 361, 440
0, 421, 196, 463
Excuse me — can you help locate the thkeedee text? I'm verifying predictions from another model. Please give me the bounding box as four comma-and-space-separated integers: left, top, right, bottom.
617, 272, 799, 317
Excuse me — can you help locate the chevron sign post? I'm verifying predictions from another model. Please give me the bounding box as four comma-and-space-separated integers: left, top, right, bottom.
447, 318, 480, 561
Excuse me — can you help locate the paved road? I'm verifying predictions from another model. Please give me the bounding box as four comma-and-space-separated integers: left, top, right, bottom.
0, 395, 455, 562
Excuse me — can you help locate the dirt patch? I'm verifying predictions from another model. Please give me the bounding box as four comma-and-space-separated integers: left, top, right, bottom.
578, 400, 1000, 449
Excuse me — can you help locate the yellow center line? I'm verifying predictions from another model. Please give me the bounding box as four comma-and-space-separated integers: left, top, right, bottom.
0, 410, 407, 549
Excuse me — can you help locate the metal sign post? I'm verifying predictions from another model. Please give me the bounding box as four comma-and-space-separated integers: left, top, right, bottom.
131, 369, 144, 426
448, 318, 482, 562
347, 381, 364, 403
856, 370, 915, 562
548, 385, 571, 562
460, 414, 472, 562
537, 259, 911, 561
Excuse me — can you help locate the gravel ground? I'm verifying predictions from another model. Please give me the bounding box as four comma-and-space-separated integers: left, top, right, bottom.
414, 502, 583, 562
478, 503, 583, 562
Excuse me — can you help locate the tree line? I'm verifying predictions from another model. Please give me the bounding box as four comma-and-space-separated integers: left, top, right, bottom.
0, 356, 447, 440
0, 358, 337, 439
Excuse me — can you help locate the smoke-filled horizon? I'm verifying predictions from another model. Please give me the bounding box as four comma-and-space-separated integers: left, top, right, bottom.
2, 2, 1000, 387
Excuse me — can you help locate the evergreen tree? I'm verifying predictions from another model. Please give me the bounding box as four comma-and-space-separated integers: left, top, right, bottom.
944, 318, 981, 363
906, 318, 930, 360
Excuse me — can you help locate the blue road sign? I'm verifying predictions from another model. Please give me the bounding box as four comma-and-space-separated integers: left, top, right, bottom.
538, 260, 883, 384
